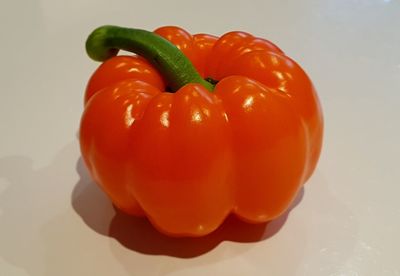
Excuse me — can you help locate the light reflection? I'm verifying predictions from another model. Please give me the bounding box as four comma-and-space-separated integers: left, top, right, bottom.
112, 87, 121, 99
128, 67, 141, 73
184, 95, 190, 102
202, 107, 210, 118
232, 86, 241, 94
192, 110, 202, 123
160, 111, 170, 128
273, 70, 289, 93
115, 62, 128, 69
270, 55, 280, 66
242, 95, 254, 111
223, 112, 229, 122
278, 83, 288, 93
254, 55, 267, 69
286, 72, 293, 80
197, 224, 205, 232
273, 71, 284, 80
124, 104, 135, 127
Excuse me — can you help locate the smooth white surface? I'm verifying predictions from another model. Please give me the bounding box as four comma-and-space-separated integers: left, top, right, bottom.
1, 0, 399, 275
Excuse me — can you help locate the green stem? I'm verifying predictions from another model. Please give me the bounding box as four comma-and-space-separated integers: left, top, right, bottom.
86, 25, 214, 92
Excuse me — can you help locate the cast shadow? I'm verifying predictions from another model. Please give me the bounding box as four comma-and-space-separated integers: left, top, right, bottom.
72, 158, 304, 258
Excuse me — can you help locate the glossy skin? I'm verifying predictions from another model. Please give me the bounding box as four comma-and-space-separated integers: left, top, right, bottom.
80, 26, 323, 237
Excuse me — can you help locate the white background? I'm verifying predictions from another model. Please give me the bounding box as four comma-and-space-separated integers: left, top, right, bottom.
1, 0, 399, 275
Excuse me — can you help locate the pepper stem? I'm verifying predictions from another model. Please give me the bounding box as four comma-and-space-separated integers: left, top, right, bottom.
86, 25, 214, 92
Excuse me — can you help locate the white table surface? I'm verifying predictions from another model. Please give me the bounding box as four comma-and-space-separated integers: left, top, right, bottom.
1, 0, 399, 275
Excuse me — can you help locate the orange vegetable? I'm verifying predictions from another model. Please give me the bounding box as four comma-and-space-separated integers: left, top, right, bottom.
80, 25, 323, 237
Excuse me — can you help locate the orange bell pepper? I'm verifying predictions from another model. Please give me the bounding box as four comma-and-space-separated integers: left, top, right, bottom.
80, 25, 323, 237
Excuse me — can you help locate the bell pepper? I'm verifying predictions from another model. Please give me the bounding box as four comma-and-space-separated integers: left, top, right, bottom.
80, 25, 323, 237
